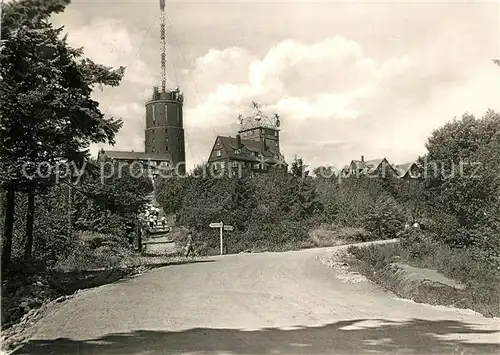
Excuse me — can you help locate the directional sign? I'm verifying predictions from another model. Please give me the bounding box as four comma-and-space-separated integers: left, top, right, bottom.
209, 221, 233, 255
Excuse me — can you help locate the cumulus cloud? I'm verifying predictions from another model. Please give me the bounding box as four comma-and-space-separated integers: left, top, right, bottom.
64, 18, 154, 86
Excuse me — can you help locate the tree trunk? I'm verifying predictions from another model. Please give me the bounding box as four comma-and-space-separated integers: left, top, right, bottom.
2, 181, 15, 272
137, 222, 143, 253
24, 184, 35, 259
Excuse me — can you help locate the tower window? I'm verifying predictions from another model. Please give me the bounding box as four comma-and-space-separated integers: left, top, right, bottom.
165, 146, 168, 151
165, 128, 168, 134
152, 105, 156, 123
152, 147, 155, 152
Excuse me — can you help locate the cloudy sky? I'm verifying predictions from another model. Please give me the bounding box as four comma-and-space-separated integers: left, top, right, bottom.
52, 0, 500, 171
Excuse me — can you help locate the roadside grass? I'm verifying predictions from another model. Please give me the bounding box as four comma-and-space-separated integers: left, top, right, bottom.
346, 234, 500, 318
309, 224, 375, 247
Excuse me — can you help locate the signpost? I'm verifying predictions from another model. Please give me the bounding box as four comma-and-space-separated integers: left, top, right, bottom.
209, 221, 233, 255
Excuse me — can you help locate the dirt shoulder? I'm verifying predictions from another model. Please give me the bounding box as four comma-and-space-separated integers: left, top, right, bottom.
337, 242, 500, 318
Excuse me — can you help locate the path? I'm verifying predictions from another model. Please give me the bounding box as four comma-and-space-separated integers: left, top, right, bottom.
14, 243, 500, 354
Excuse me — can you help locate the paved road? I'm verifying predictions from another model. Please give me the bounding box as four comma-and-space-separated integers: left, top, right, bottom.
15, 244, 500, 354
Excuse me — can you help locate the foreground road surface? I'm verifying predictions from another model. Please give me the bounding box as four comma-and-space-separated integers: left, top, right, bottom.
16, 244, 500, 354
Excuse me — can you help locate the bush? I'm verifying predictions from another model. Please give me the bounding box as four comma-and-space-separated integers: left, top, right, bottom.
363, 196, 405, 239
54, 231, 132, 272
399, 229, 439, 260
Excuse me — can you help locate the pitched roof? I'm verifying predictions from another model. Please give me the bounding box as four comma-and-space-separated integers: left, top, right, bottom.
350, 158, 384, 173
211, 135, 286, 165
363, 159, 385, 174
395, 162, 421, 177
100, 150, 172, 162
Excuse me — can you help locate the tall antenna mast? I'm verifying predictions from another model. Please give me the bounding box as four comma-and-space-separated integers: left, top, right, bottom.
159, 0, 167, 92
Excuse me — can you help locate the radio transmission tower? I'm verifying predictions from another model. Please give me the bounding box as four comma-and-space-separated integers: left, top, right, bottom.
159, 0, 167, 92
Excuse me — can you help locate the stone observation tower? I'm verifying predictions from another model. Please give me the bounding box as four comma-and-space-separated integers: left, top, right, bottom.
145, 86, 185, 175
144, 0, 186, 175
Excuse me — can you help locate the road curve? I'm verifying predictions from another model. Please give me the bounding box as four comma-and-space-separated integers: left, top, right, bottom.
15, 244, 500, 354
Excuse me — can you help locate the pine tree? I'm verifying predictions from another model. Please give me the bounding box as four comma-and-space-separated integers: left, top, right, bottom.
1, 0, 125, 267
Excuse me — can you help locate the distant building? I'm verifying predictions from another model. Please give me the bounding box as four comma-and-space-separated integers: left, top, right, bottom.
97, 149, 172, 180
340, 155, 421, 180
207, 102, 288, 176
342, 155, 399, 178
394, 162, 422, 180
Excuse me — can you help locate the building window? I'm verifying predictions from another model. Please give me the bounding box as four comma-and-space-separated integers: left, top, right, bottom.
165, 146, 168, 151
234, 149, 241, 154
165, 128, 168, 134
274, 131, 278, 137
152, 105, 156, 123
216, 150, 222, 157
152, 147, 155, 152
232, 161, 238, 168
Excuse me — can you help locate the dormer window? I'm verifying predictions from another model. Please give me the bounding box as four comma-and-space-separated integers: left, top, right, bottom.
234, 149, 241, 155
216, 150, 222, 157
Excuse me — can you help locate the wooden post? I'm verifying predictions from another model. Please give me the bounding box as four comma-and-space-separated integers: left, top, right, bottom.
209, 222, 232, 256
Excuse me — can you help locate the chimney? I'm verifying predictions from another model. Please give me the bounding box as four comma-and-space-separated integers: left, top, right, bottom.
236, 134, 242, 148
361, 155, 364, 162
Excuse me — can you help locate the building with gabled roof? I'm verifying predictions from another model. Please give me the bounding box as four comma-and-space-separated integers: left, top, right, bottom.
394, 162, 422, 180
343, 155, 399, 178
207, 102, 288, 176
341, 155, 422, 180
97, 149, 172, 180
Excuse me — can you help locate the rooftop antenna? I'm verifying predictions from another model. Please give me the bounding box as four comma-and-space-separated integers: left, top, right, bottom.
160, 0, 167, 92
